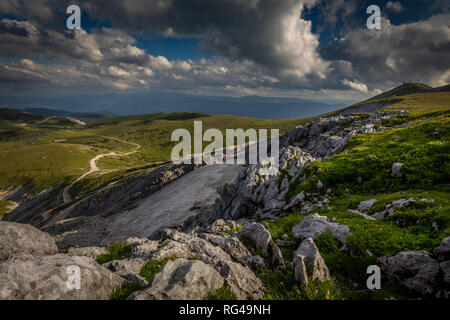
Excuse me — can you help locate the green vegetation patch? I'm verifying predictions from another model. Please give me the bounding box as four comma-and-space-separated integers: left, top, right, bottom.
266, 212, 304, 241
222, 224, 243, 235
95, 242, 132, 264
288, 115, 449, 198
0, 112, 306, 195
109, 282, 144, 300
314, 190, 450, 258
239, 235, 263, 256
139, 256, 178, 282
0, 200, 17, 220
256, 269, 342, 300
205, 286, 237, 300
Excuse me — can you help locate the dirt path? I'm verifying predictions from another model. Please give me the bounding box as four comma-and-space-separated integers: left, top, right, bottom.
37, 116, 87, 126
61, 136, 140, 203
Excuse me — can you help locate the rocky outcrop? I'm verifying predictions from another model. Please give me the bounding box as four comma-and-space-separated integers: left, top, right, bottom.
215, 260, 265, 300
101, 164, 243, 245
434, 237, 450, 261
0, 221, 58, 260
292, 214, 350, 244
293, 238, 330, 288
213, 111, 407, 222
378, 239, 450, 299
0, 218, 268, 300
204, 219, 242, 234
236, 223, 284, 269
99, 223, 268, 300
125, 237, 159, 260
5, 164, 200, 229
391, 162, 404, 178
378, 251, 439, 297
440, 261, 450, 287
372, 198, 434, 219
104, 258, 147, 286
199, 233, 257, 267
130, 258, 223, 300
358, 199, 377, 213
68, 246, 108, 259
42, 216, 108, 251
0, 254, 124, 300
0, 221, 127, 300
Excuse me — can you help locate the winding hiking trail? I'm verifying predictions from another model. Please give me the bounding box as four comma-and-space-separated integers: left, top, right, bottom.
62, 136, 141, 203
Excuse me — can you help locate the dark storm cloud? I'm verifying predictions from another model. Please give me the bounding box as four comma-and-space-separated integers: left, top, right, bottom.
0, 0, 448, 96
314, 0, 358, 26
1, 0, 327, 81
321, 14, 450, 87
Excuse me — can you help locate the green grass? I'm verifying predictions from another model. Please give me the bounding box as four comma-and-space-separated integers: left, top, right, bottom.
139, 256, 178, 282
0, 143, 96, 193
95, 242, 132, 264
0, 200, 17, 220
264, 106, 449, 299
340, 90, 450, 118
288, 114, 449, 199
314, 233, 375, 276
0, 112, 305, 196
256, 268, 342, 300
266, 212, 304, 241
222, 224, 243, 235
382, 92, 450, 117
109, 282, 144, 300
84, 113, 308, 164
239, 235, 263, 256
204, 286, 237, 300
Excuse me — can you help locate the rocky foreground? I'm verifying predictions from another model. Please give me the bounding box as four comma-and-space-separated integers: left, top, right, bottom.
1, 110, 449, 299
1, 217, 449, 300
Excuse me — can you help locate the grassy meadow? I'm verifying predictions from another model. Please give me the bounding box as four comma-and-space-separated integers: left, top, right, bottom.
0, 111, 307, 195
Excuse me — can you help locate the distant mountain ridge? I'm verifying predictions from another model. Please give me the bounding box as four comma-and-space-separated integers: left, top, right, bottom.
1, 93, 349, 120
21, 108, 116, 123
338, 83, 450, 114
0, 108, 45, 122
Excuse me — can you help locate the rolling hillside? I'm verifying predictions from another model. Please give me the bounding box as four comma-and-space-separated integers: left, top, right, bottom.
0, 85, 449, 301
339, 83, 450, 114
0, 86, 448, 213
0, 110, 307, 197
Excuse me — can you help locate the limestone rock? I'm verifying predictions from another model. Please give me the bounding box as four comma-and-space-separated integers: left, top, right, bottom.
346, 209, 375, 220
293, 255, 308, 288
215, 260, 265, 300
391, 162, 404, 178
439, 261, 450, 286
68, 247, 108, 259
358, 199, 377, 213
378, 251, 440, 297
0, 221, 58, 261
149, 229, 233, 267
292, 214, 350, 244
130, 258, 223, 300
373, 198, 430, 219
125, 237, 159, 259
293, 238, 330, 286
434, 237, 450, 261
200, 233, 255, 267
0, 254, 124, 300
206, 219, 241, 234
283, 191, 305, 211
104, 258, 147, 286
236, 223, 284, 269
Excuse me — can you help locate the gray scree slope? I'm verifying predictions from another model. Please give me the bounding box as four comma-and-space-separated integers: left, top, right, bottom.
102, 164, 243, 245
